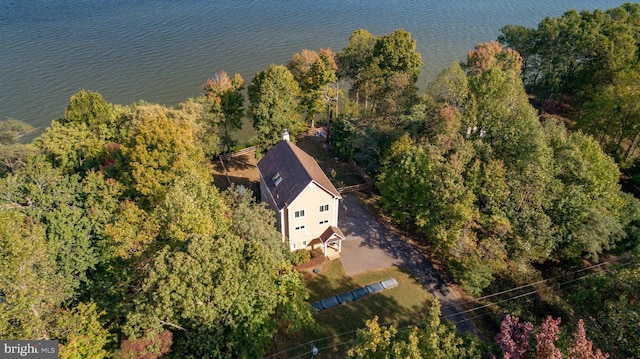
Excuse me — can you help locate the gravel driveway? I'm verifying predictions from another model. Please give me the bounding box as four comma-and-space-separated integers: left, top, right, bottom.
338, 193, 480, 336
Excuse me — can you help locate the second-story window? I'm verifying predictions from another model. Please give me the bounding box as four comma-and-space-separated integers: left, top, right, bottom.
294, 209, 305, 218
319, 204, 329, 213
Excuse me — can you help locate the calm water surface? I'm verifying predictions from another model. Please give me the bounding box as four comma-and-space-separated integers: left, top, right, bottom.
0, 0, 631, 132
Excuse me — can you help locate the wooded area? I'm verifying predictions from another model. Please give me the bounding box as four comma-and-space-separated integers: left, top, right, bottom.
1, 3, 639, 358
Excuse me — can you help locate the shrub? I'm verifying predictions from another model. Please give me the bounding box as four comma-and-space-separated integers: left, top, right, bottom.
290, 249, 311, 266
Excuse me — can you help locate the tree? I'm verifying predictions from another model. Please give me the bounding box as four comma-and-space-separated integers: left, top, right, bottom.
248, 64, 302, 149
371, 29, 423, 119
568, 320, 609, 359
119, 104, 207, 207
347, 301, 480, 359
577, 68, 640, 163
287, 48, 338, 127
535, 316, 563, 359
33, 121, 106, 173
495, 314, 533, 359
62, 90, 117, 141
154, 173, 230, 244
50, 302, 113, 359
569, 265, 640, 358
0, 156, 100, 298
495, 314, 610, 359
104, 200, 159, 260
202, 71, 245, 154
428, 63, 469, 109
118, 330, 173, 359
330, 116, 358, 159
124, 234, 312, 358
337, 29, 380, 112
373, 29, 423, 83
0, 210, 60, 339
465, 41, 522, 77
546, 126, 625, 261
0, 142, 36, 176
347, 316, 398, 359
0, 118, 35, 145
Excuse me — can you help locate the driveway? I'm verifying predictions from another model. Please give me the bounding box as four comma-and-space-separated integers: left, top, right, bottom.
338, 193, 480, 336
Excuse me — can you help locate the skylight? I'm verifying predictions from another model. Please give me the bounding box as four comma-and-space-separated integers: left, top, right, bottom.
272, 172, 282, 186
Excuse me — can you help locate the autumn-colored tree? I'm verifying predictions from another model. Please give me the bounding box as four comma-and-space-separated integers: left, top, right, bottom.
495, 314, 533, 359
568, 320, 609, 359
466, 41, 522, 77
118, 331, 173, 359
287, 48, 338, 127
535, 316, 563, 359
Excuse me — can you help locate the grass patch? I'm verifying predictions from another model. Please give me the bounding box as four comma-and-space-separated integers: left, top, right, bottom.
273, 261, 435, 358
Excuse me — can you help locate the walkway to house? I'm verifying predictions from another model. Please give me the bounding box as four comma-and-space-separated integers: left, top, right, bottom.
338, 194, 480, 336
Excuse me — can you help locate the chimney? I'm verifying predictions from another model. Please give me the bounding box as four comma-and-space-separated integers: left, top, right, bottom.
282, 129, 290, 142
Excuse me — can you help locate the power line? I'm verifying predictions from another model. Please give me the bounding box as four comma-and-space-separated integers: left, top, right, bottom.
439, 257, 628, 314
265, 258, 634, 358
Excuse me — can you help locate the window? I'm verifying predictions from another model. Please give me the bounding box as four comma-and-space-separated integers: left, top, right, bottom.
319, 204, 329, 213
319, 219, 329, 225
292, 242, 296, 250
302, 240, 307, 247
294, 209, 305, 219
295, 225, 306, 231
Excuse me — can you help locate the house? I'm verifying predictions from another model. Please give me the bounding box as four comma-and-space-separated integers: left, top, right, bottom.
257, 130, 345, 257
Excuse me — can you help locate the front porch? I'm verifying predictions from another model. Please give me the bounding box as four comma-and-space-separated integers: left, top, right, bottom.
310, 226, 346, 260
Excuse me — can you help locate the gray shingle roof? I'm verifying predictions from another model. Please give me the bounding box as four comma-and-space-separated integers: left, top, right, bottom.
257, 140, 341, 210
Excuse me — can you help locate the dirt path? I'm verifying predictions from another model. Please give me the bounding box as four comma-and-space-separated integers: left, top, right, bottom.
338, 194, 480, 336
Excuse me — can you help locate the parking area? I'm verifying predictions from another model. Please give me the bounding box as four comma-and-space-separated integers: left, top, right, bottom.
337, 193, 480, 336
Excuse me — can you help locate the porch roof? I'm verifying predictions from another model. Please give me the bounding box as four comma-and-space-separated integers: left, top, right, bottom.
319, 226, 345, 244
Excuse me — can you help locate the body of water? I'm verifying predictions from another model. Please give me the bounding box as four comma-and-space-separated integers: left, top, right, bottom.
0, 0, 631, 131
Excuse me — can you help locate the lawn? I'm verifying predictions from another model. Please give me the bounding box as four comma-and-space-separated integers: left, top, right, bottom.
270, 260, 435, 358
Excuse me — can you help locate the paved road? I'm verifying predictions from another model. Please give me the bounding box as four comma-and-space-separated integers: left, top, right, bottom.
338, 194, 480, 336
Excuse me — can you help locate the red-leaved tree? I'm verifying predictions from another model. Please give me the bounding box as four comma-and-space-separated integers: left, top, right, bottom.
495, 314, 533, 359
568, 320, 609, 359
535, 316, 563, 359
118, 330, 173, 359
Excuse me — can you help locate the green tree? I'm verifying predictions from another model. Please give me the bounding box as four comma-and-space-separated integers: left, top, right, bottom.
347, 301, 480, 359
330, 116, 359, 159
119, 104, 207, 207
34, 121, 106, 173
154, 173, 230, 245
62, 90, 118, 141
0, 118, 35, 145
570, 264, 640, 358
0, 156, 100, 298
337, 29, 380, 113
125, 234, 311, 358
0, 210, 60, 339
248, 64, 302, 148
50, 302, 113, 359
371, 29, 423, 119
202, 71, 245, 154
577, 68, 640, 163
